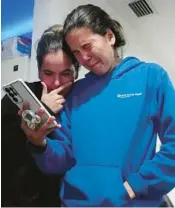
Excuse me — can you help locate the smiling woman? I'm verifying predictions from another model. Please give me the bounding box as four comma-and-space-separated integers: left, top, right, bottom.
1, 0, 34, 40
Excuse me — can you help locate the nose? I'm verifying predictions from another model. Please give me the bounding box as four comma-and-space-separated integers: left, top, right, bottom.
54, 77, 60, 88
79, 51, 91, 65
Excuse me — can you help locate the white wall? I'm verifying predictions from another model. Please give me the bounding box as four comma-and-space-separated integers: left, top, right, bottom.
1, 56, 30, 98
106, 0, 175, 83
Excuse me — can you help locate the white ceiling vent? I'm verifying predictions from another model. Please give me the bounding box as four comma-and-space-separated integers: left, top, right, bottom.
128, 0, 154, 17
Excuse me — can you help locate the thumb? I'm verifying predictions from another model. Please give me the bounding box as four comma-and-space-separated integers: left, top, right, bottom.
41, 82, 48, 95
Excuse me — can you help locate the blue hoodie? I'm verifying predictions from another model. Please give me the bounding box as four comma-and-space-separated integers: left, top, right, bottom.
32, 57, 175, 207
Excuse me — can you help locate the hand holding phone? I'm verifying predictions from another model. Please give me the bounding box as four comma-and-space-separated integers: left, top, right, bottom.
3, 79, 58, 129
18, 102, 60, 147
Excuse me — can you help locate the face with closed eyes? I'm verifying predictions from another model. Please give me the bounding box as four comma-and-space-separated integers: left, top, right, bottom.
65, 27, 117, 76
39, 50, 75, 93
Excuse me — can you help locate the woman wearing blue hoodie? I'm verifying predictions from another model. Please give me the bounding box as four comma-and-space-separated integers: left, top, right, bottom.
20, 4, 175, 207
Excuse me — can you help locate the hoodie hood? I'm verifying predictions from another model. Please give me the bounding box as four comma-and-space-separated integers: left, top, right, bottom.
85, 56, 143, 79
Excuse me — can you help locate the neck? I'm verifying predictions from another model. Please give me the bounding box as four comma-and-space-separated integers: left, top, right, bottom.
108, 55, 122, 73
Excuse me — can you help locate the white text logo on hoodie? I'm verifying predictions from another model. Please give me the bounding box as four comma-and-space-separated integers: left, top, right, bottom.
117, 92, 142, 99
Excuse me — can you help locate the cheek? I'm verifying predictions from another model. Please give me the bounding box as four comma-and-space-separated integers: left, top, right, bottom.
102, 47, 113, 62
92, 44, 108, 60
41, 75, 53, 87
60, 75, 74, 85
90, 48, 102, 62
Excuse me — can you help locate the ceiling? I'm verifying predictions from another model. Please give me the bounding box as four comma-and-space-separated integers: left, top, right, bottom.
1, 0, 34, 41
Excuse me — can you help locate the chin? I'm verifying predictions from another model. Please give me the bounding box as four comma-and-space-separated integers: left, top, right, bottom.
95, 67, 109, 76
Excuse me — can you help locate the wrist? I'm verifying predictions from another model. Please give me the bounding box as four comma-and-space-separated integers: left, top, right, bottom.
27, 139, 47, 153
39, 139, 47, 147
27, 137, 47, 148
124, 181, 136, 199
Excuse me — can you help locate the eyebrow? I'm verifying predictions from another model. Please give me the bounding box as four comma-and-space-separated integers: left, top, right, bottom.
72, 49, 79, 53
43, 68, 73, 74
72, 42, 92, 53
43, 69, 53, 72
61, 69, 73, 73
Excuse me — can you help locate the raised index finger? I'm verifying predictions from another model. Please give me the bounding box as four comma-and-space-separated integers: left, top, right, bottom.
51, 82, 72, 94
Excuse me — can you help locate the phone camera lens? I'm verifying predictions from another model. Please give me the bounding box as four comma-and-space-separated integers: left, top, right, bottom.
12, 89, 18, 96
5, 88, 10, 93
13, 97, 18, 102
9, 92, 14, 97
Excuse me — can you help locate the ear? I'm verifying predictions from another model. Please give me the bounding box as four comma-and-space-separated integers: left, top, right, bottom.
105, 29, 116, 46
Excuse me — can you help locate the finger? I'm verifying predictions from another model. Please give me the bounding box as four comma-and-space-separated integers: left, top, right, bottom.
56, 94, 64, 100
39, 116, 56, 132
51, 81, 72, 94
20, 118, 31, 133
21, 121, 36, 141
55, 104, 64, 112
57, 123, 62, 128
18, 109, 23, 116
46, 116, 56, 126
36, 107, 45, 117
45, 123, 61, 134
20, 118, 26, 129
22, 101, 30, 111
36, 118, 61, 137
41, 82, 48, 96
56, 98, 66, 104
35, 108, 56, 129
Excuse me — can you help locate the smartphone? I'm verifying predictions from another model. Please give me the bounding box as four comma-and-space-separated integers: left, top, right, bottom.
3, 78, 57, 129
